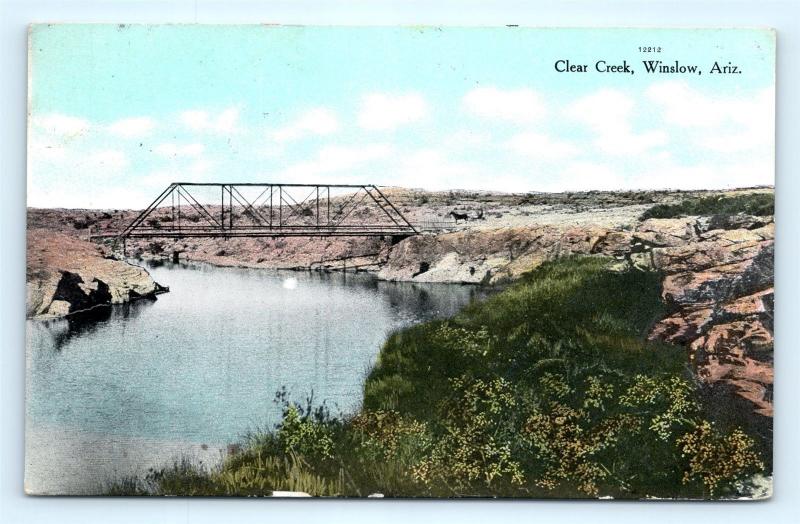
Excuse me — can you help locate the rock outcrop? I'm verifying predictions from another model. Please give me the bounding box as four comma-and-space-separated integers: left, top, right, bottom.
27, 229, 164, 319
641, 217, 774, 417
378, 225, 613, 284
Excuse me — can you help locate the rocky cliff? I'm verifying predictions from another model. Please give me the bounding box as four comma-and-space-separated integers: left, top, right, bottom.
642, 215, 774, 418
27, 229, 164, 319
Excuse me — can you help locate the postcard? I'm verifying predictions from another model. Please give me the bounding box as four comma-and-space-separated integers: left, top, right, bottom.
26, 25, 774, 499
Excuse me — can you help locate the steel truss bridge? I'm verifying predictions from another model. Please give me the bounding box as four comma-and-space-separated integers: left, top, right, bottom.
117, 183, 419, 243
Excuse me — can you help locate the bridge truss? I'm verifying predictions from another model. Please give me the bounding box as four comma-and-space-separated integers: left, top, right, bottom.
119, 183, 419, 241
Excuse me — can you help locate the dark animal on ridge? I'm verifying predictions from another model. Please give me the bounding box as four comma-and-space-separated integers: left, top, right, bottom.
449, 211, 469, 223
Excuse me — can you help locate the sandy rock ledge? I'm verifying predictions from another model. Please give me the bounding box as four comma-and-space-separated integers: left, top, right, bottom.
27, 229, 164, 319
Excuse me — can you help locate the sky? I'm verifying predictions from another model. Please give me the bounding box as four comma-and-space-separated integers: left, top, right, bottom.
27, 25, 775, 209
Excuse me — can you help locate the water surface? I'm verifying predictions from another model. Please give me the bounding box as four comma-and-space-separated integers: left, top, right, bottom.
25, 261, 480, 494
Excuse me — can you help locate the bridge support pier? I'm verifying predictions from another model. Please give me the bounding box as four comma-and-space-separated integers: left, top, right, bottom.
172, 251, 180, 263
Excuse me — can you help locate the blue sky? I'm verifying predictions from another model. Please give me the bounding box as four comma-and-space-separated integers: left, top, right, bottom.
28, 25, 775, 208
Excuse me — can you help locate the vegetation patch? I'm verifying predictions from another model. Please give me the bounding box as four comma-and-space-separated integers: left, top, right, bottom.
110, 257, 766, 498
641, 193, 774, 220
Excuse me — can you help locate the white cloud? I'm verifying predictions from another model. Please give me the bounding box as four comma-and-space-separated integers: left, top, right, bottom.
566, 89, 633, 129
189, 158, 213, 175
179, 110, 208, 129
216, 108, 239, 133
180, 107, 240, 134
647, 82, 774, 153
358, 93, 428, 130
155, 143, 206, 157
393, 149, 538, 193
29, 114, 90, 172
280, 144, 394, 179
272, 108, 339, 142
32, 113, 91, 137
567, 89, 668, 156
26, 80, 775, 208
463, 87, 546, 123
647, 81, 729, 128
108, 116, 156, 138
28, 146, 131, 208
702, 131, 764, 154
505, 132, 578, 160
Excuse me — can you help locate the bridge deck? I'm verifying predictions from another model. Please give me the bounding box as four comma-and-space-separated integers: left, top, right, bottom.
101, 226, 418, 239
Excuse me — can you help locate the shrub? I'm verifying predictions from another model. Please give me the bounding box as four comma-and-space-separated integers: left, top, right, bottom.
277, 405, 335, 460
522, 402, 638, 496
677, 421, 763, 496
72, 215, 97, 229
411, 376, 525, 493
350, 410, 428, 461
147, 241, 165, 255
641, 193, 774, 220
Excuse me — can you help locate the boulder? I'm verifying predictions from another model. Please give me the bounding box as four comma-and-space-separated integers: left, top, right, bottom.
591, 231, 634, 257
648, 306, 715, 344
690, 318, 774, 417
660, 242, 773, 307
634, 218, 698, 247
650, 240, 765, 273
26, 229, 163, 319
695, 214, 773, 233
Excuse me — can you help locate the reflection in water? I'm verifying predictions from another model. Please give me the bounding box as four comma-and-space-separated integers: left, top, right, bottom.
26, 261, 478, 494
377, 280, 489, 324
42, 298, 159, 351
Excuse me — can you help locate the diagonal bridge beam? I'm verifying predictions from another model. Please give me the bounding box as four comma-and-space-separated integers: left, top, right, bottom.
114, 183, 419, 242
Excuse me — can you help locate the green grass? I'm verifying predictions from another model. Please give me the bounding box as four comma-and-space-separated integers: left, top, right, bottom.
109, 256, 767, 499
364, 257, 674, 418
641, 192, 774, 220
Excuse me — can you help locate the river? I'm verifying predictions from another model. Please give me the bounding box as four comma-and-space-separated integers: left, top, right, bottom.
25, 260, 482, 495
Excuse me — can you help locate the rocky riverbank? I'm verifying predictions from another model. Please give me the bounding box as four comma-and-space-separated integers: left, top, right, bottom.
377, 202, 774, 420
26, 187, 774, 418
26, 229, 165, 319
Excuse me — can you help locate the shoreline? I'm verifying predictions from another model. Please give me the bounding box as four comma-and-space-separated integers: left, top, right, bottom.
25, 261, 478, 495
101, 256, 773, 499
26, 190, 775, 423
